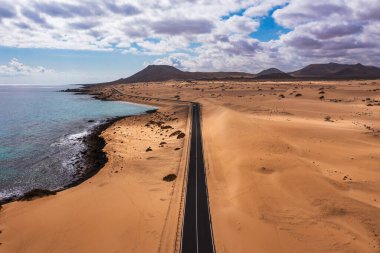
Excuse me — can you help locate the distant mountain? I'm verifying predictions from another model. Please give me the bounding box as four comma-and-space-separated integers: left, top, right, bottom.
95, 62, 380, 86
256, 68, 284, 76
290, 63, 380, 78
254, 72, 294, 79
111, 65, 255, 83
120, 65, 184, 83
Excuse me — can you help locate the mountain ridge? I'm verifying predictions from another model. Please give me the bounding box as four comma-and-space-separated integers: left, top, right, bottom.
290, 62, 380, 78
256, 68, 284, 76
100, 62, 380, 85
112, 65, 255, 84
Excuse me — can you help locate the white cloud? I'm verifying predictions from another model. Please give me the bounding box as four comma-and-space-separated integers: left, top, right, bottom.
0, 0, 252, 52
244, 0, 288, 17
153, 0, 380, 72
0, 58, 54, 76
0, 0, 379, 75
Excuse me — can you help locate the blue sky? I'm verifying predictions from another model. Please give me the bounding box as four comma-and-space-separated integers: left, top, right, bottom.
0, 46, 156, 84
0, 0, 379, 84
250, 7, 291, 42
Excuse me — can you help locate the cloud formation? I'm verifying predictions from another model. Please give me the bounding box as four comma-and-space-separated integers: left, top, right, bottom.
0, 0, 379, 73
0, 58, 53, 76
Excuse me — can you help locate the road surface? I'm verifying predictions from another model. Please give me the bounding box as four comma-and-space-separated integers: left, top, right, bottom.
181, 103, 215, 253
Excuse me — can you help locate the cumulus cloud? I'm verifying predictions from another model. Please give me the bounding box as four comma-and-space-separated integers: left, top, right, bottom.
33, 1, 105, 18
151, 18, 214, 35
0, 58, 54, 76
269, 0, 380, 69
105, 2, 141, 15
22, 8, 50, 27
244, 0, 288, 17
0, 3, 16, 19
0, 0, 379, 74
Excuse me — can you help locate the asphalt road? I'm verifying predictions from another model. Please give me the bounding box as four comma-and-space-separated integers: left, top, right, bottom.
181, 103, 215, 253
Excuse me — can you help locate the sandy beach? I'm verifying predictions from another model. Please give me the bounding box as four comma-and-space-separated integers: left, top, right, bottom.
0, 99, 191, 253
1, 79, 380, 252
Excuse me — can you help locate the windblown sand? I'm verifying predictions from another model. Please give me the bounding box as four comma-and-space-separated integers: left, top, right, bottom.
1, 79, 380, 253
0, 102, 190, 253
99, 79, 380, 252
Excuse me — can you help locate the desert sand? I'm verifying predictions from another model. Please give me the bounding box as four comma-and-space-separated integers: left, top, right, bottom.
98, 79, 380, 253
0, 100, 191, 253
1, 79, 380, 253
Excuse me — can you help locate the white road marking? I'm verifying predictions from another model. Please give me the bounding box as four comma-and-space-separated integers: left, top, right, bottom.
195, 107, 199, 253
181, 104, 215, 253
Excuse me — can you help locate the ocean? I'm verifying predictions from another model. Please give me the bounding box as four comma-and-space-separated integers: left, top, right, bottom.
0, 85, 154, 202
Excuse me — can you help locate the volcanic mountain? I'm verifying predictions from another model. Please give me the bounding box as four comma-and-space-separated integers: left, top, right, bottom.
254, 68, 293, 79
96, 62, 380, 86
290, 63, 380, 78
110, 65, 255, 84
256, 68, 284, 76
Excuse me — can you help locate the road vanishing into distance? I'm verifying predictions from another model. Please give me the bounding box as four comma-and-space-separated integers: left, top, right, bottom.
181, 103, 215, 253
109, 88, 215, 252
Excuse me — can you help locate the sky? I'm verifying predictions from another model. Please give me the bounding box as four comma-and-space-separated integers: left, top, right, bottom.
0, 0, 379, 84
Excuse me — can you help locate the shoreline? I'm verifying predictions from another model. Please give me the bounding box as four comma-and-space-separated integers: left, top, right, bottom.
0, 87, 156, 205
0, 116, 123, 205
63, 117, 124, 191
0, 91, 190, 253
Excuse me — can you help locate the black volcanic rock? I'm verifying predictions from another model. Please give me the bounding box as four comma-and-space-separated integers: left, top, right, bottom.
290, 63, 380, 78
256, 68, 284, 76
19, 189, 56, 201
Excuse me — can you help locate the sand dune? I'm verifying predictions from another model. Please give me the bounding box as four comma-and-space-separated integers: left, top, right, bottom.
202, 102, 380, 252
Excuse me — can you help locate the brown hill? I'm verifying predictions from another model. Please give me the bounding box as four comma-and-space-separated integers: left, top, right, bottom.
254, 72, 294, 79
112, 65, 255, 84
290, 63, 380, 78
256, 68, 284, 76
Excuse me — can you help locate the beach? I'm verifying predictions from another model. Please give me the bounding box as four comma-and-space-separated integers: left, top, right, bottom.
0, 98, 191, 253
1, 79, 380, 252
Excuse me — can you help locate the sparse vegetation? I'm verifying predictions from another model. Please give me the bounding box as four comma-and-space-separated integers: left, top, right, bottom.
324, 116, 333, 122
169, 130, 182, 137
177, 133, 186, 139
163, 174, 177, 182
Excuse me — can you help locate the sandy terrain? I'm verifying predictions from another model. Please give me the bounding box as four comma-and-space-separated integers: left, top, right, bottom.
0, 101, 191, 253
1, 79, 379, 253
99, 79, 380, 253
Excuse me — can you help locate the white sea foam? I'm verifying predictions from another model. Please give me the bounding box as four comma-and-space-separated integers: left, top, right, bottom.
0, 187, 24, 200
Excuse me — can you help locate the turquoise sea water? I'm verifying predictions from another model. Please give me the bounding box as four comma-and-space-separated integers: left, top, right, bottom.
0, 85, 154, 201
